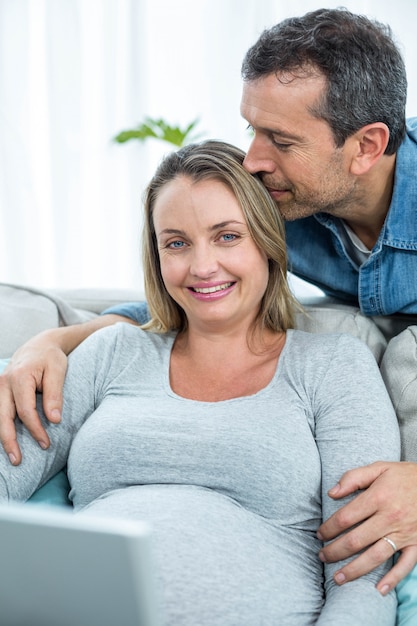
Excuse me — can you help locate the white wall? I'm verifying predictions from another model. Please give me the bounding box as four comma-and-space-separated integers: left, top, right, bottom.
0, 0, 416, 291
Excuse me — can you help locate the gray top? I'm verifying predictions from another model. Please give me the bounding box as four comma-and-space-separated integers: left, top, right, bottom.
0, 324, 400, 625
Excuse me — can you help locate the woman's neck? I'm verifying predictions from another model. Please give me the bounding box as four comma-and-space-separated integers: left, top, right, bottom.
170, 326, 286, 402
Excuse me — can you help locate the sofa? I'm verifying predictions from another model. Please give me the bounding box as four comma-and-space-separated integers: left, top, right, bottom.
0, 281, 416, 623
0, 281, 393, 360
0, 280, 389, 500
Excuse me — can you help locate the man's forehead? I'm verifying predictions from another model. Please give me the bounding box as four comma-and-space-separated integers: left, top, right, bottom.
240, 72, 326, 119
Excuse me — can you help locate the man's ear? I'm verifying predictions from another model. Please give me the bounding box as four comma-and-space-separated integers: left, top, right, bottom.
349, 123, 390, 176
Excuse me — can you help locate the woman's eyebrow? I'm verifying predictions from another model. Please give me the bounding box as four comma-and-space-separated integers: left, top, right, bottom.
158, 228, 186, 236
209, 220, 245, 231
158, 220, 245, 237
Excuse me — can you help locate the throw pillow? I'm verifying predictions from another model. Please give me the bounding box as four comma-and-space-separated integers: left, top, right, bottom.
397, 562, 417, 626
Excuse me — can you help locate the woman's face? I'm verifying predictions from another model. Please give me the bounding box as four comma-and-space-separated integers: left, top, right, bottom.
152, 175, 269, 334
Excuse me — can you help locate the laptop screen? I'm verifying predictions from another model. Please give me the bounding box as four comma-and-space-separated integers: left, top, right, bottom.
0, 502, 161, 626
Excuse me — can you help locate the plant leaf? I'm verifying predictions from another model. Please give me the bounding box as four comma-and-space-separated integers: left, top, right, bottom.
112, 117, 203, 147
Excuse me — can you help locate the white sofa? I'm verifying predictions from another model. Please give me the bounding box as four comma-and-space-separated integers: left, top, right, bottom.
0, 281, 389, 360
1, 281, 416, 461
2, 281, 417, 622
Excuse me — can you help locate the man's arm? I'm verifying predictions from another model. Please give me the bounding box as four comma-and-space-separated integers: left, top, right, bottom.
0, 313, 138, 465
318, 461, 417, 592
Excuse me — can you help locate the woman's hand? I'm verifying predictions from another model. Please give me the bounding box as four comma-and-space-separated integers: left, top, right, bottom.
318, 461, 417, 593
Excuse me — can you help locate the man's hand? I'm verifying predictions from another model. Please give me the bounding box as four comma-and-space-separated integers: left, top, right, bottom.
0, 336, 68, 465
0, 314, 135, 465
318, 461, 417, 594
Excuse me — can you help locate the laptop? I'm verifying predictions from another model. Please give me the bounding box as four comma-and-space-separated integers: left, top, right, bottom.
0, 502, 161, 626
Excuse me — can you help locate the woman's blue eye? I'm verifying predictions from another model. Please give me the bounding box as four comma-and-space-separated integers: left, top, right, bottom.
169, 240, 185, 248
222, 234, 236, 242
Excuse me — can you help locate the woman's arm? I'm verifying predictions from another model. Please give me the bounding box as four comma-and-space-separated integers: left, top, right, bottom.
314, 335, 399, 625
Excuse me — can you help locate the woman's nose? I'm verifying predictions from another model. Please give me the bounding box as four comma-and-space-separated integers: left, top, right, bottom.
189, 245, 219, 278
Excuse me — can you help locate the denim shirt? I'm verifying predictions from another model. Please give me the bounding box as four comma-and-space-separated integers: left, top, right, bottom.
285, 118, 417, 316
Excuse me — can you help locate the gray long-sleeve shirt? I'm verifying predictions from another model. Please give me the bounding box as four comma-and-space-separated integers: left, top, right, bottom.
0, 324, 400, 625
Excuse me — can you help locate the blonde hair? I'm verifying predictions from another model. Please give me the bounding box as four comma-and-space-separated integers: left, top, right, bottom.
142, 140, 299, 336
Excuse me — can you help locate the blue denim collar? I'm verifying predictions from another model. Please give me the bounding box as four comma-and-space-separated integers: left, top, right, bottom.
384, 118, 417, 248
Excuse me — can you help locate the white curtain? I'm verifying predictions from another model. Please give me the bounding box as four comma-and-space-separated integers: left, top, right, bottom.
1, 0, 416, 291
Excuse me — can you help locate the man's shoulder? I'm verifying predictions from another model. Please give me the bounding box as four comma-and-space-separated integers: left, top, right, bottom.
101, 301, 149, 324
406, 117, 417, 140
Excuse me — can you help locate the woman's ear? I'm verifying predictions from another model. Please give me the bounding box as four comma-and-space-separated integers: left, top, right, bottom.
349, 123, 390, 176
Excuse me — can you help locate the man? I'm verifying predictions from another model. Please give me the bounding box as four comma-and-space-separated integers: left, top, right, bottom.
238, 7, 417, 596
241, 8, 416, 316
1, 7, 417, 597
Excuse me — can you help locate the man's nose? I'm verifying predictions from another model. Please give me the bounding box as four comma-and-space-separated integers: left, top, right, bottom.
243, 137, 276, 174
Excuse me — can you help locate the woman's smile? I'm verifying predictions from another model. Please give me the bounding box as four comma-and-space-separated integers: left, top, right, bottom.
188, 281, 236, 300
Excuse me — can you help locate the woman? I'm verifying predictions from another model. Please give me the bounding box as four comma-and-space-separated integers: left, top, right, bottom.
0, 141, 399, 625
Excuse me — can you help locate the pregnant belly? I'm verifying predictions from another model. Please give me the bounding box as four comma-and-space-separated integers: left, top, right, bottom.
78, 484, 323, 626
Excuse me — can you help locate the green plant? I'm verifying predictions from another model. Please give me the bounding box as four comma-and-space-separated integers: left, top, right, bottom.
113, 117, 203, 148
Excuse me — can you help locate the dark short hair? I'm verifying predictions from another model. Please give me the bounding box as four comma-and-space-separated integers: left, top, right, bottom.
241, 8, 407, 154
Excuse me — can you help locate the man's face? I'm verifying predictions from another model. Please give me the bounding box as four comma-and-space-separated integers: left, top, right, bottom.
240, 72, 360, 221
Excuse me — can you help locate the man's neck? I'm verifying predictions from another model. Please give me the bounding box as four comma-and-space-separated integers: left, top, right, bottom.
343, 154, 396, 250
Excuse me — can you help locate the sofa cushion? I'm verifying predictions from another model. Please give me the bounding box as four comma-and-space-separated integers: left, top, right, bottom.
0, 285, 60, 358
380, 326, 417, 462
295, 303, 387, 364
397, 561, 417, 626
0, 283, 97, 358
28, 469, 71, 507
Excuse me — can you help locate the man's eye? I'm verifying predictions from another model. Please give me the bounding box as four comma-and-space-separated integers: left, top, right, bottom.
272, 138, 291, 150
